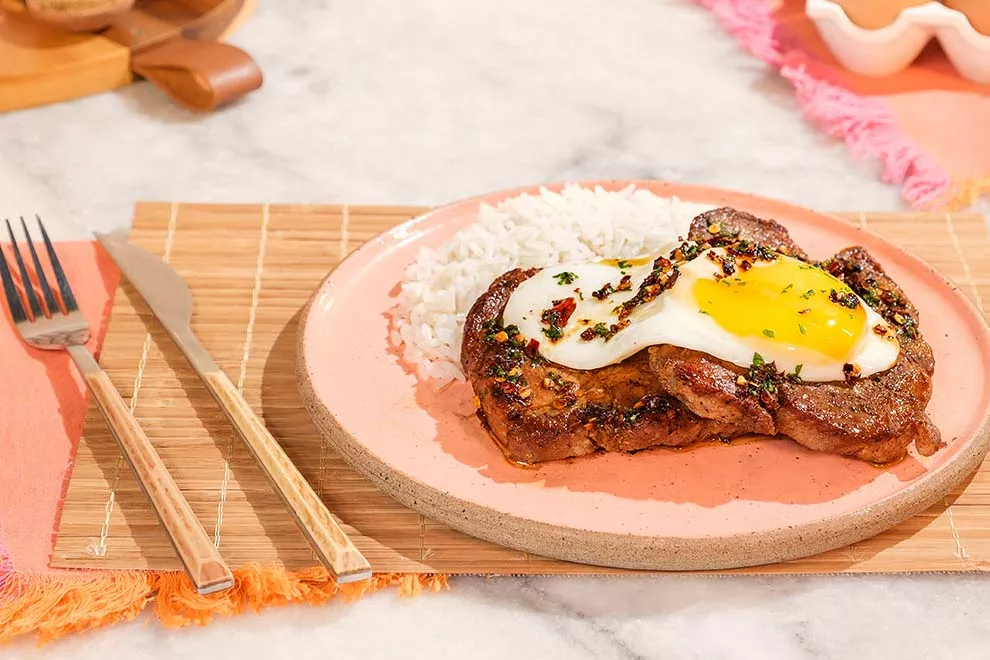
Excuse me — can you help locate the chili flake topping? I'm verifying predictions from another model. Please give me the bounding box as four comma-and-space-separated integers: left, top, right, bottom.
579, 320, 629, 342
481, 318, 532, 405
541, 297, 576, 328
617, 256, 679, 319
592, 282, 615, 300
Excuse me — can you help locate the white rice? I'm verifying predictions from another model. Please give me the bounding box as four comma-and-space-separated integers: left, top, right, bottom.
387, 183, 715, 387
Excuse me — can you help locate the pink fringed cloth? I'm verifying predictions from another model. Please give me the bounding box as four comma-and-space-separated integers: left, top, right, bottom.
697, 0, 990, 210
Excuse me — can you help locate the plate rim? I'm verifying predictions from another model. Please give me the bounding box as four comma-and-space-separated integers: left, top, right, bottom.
295, 179, 990, 571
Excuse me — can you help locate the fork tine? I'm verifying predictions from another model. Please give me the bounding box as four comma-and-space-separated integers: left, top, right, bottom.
5, 219, 43, 319
36, 215, 78, 313
21, 217, 60, 316
0, 238, 27, 323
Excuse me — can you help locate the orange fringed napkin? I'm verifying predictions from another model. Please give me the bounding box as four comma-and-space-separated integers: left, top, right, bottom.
0, 242, 446, 647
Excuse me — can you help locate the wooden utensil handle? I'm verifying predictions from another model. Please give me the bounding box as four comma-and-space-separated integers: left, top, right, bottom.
68, 346, 234, 595
203, 369, 372, 583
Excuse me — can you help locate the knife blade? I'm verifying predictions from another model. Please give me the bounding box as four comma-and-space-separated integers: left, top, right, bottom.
96, 231, 372, 584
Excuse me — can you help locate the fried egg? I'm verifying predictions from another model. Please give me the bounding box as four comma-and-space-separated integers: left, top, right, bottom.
502, 245, 900, 382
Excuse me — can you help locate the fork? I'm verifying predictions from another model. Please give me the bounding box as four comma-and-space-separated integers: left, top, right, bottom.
0, 216, 234, 595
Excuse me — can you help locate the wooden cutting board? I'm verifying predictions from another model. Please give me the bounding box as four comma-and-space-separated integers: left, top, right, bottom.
50, 202, 990, 576
0, 0, 254, 113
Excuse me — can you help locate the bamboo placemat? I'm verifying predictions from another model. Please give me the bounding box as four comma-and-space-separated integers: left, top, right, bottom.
51, 203, 990, 575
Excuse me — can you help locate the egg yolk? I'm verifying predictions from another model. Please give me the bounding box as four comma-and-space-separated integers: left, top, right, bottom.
692, 255, 867, 363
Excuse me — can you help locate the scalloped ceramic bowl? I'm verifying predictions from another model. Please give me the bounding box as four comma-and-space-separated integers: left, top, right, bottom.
807, 0, 990, 83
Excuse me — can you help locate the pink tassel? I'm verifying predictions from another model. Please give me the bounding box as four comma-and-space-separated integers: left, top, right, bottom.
693, 0, 953, 209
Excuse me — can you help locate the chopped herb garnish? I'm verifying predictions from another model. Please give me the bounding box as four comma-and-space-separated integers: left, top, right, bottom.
861, 287, 881, 308
741, 352, 782, 410
897, 316, 919, 339
699, 309, 710, 315
542, 325, 563, 341
482, 318, 506, 342
670, 242, 703, 262
801, 289, 815, 300
782, 283, 793, 294
762, 328, 776, 338
579, 321, 627, 342
484, 320, 532, 404
798, 323, 807, 335
616, 260, 633, 270
829, 289, 859, 309
787, 364, 804, 384
553, 272, 577, 285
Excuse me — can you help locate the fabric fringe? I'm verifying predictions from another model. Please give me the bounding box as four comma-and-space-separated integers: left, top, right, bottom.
693, 0, 970, 210
0, 565, 448, 647
936, 176, 990, 212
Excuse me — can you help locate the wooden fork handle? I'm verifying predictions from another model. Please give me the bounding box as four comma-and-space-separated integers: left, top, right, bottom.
67, 345, 234, 595
201, 369, 372, 583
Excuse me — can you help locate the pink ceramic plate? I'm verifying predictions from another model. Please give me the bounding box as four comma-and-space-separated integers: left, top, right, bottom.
296, 181, 990, 570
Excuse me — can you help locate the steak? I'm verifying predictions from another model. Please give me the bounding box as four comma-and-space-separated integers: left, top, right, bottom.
460, 269, 765, 465
460, 210, 942, 465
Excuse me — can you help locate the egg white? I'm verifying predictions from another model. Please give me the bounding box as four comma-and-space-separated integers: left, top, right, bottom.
503, 247, 900, 382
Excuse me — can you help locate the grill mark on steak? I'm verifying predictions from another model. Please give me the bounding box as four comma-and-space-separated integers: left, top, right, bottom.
460, 211, 943, 465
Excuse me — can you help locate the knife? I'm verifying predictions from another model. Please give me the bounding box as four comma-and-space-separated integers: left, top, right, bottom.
96, 231, 373, 584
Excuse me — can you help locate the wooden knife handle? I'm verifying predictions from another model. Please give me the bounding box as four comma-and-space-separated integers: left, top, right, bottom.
70, 347, 234, 595
202, 369, 372, 583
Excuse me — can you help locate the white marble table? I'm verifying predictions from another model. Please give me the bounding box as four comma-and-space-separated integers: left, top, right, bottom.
3, 1, 989, 658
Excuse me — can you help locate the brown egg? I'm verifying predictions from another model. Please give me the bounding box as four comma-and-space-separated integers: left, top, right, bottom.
944, 0, 990, 36
829, 0, 933, 30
